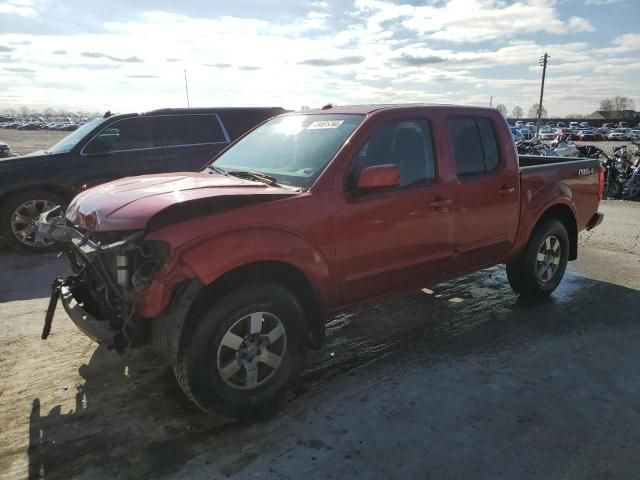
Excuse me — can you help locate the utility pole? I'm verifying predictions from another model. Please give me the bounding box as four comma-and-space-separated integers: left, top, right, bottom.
536, 53, 549, 137
184, 69, 190, 108
489, 95, 493, 108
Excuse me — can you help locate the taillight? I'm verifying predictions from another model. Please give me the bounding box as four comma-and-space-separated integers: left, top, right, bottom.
598, 166, 604, 200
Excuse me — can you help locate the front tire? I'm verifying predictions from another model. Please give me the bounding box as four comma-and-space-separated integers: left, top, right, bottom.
0, 190, 66, 254
506, 219, 569, 297
174, 283, 307, 418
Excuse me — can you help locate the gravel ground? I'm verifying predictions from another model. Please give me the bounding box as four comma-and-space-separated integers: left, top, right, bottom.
0, 130, 67, 156
0, 200, 639, 480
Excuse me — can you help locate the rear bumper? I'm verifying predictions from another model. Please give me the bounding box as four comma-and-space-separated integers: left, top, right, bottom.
586, 212, 604, 231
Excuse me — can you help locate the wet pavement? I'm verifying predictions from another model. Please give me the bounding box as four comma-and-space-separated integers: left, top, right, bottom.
0, 200, 639, 479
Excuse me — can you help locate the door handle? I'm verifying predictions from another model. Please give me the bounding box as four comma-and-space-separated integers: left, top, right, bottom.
498, 185, 515, 195
429, 197, 452, 211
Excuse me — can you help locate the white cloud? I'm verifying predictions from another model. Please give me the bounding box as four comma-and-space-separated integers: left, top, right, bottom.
584, 0, 624, 4
0, 1, 638, 115
357, 0, 594, 43
0, 0, 37, 16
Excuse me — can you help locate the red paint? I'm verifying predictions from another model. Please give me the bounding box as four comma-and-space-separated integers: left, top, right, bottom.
356, 165, 401, 189
66, 105, 603, 319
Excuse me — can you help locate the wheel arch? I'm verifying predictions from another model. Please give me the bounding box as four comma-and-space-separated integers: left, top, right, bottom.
534, 203, 578, 260
180, 261, 326, 349
0, 184, 73, 213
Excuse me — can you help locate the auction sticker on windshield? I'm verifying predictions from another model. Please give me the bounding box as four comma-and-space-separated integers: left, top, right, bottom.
307, 120, 344, 129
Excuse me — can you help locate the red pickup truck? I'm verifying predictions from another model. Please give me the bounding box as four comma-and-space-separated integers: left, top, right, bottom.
37, 104, 604, 417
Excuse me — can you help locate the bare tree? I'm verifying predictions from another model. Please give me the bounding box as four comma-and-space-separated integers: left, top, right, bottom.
496, 104, 507, 116
599, 98, 615, 112
528, 103, 548, 118
612, 96, 635, 111
511, 105, 523, 119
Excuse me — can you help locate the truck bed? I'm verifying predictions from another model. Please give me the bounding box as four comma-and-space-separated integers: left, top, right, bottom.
518, 154, 602, 237
518, 155, 599, 168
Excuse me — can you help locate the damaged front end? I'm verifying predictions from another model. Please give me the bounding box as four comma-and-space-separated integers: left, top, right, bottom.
36, 207, 168, 353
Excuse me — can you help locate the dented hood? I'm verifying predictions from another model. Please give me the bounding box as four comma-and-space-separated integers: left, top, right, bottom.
66, 172, 297, 231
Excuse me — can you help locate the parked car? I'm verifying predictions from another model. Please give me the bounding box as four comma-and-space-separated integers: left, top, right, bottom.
578, 122, 591, 129
515, 120, 524, 128
576, 129, 596, 141
608, 128, 631, 140
555, 127, 575, 139
538, 128, 555, 140
17, 122, 44, 130
0, 107, 286, 253
520, 127, 535, 140
36, 104, 605, 417
569, 122, 579, 129
0, 142, 13, 158
603, 123, 615, 128
556, 122, 566, 128
510, 127, 525, 142
618, 122, 630, 128
630, 129, 640, 140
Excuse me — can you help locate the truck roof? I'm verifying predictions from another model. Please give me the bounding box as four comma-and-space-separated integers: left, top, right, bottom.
300, 103, 493, 115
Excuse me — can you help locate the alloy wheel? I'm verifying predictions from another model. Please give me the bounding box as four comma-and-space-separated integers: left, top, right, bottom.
216, 311, 287, 390
10, 199, 60, 248
536, 235, 561, 282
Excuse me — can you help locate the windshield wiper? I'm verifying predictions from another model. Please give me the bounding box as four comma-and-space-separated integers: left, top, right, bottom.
227, 170, 281, 187
207, 165, 230, 176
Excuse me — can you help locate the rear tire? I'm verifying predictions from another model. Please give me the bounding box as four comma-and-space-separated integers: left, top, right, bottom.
174, 283, 307, 418
0, 190, 66, 254
506, 218, 569, 297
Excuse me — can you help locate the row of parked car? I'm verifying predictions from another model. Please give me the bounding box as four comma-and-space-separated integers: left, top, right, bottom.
510, 120, 640, 142
0, 119, 85, 131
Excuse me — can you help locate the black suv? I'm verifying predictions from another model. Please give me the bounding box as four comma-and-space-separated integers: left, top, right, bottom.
0, 107, 285, 253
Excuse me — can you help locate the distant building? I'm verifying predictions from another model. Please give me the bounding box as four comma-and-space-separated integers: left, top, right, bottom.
587, 110, 639, 120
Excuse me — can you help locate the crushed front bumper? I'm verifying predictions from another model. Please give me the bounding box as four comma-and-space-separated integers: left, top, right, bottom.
42, 277, 128, 352
35, 209, 143, 353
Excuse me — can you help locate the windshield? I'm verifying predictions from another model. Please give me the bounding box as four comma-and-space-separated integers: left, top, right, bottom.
210, 114, 365, 188
47, 118, 105, 154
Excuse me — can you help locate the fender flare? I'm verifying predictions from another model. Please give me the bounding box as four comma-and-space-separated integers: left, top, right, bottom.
179, 226, 335, 308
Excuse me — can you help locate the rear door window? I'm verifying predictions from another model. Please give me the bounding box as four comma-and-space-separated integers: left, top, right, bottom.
84, 117, 158, 154
162, 114, 228, 146
448, 117, 500, 177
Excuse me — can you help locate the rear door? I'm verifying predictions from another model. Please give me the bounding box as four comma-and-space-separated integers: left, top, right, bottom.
446, 116, 520, 270
78, 116, 164, 188
159, 114, 230, 172
334, 117, 455, 305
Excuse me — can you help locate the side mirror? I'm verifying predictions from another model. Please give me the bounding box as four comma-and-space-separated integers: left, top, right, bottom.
357, 164, 400, 190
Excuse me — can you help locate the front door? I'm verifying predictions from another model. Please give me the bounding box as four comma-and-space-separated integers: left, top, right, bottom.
78, 116, 165, 189
334, 118, 455, 305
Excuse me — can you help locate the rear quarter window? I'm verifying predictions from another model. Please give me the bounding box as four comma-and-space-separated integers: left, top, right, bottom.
163, 114, 227, 146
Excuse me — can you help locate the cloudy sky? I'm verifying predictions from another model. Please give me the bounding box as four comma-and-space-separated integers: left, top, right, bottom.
0, 0, 638, 115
